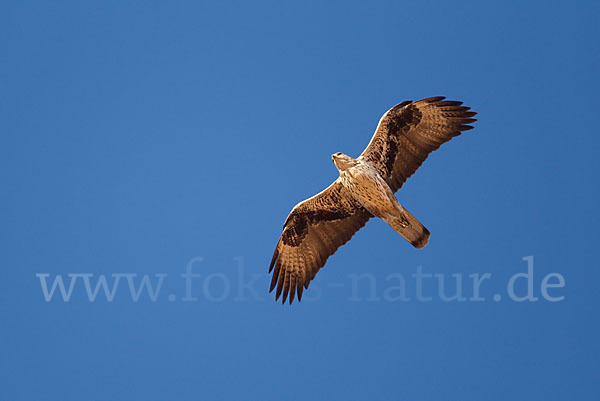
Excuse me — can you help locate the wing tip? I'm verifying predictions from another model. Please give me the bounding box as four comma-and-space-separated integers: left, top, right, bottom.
422, 96, 446, 103
268, 248, 278, 273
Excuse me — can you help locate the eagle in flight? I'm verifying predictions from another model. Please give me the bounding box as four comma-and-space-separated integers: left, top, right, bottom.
269, 96, 477, 304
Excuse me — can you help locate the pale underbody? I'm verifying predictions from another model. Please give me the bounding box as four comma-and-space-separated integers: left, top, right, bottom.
339, 161, 409, 227
333, 153, 412, 232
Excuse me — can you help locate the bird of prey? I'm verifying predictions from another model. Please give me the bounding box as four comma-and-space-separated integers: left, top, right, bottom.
269, 96, 477, 304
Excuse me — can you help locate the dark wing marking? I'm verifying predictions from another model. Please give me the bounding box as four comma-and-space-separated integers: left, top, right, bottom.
359, 96, 477, 192
269, 181, 372, 304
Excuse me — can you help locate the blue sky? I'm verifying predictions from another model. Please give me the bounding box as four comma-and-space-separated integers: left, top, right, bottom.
1, 1, 599, 400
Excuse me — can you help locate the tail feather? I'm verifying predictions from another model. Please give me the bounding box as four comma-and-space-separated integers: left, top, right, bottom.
384, 207, 430, 248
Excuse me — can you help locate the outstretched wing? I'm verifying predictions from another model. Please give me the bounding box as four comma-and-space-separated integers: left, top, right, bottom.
269, 181, 372, 304
360, 96, 477, 192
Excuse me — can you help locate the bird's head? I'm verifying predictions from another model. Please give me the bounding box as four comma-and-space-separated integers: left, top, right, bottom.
332, 152, 356, 171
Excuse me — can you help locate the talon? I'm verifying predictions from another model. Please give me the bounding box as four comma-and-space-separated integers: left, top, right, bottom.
400, 218, 410, 228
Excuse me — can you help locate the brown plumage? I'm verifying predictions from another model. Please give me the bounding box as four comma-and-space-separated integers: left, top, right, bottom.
269, 96, 477, 304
